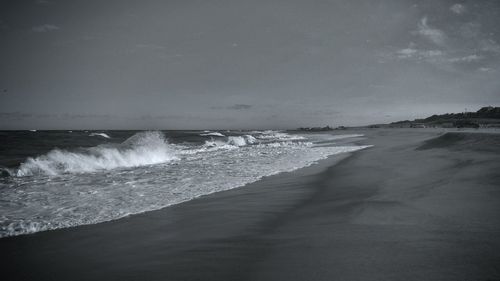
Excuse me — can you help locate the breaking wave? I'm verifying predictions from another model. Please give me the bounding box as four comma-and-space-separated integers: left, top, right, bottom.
89, 132, 111, 139
200, 132, 225, 137
228, 135, 258, 146
0, 131, 373, 237
15, 131, 178, 176
253, 130, 306, 141
202, 135, 261, 149
0, 167, 13, 177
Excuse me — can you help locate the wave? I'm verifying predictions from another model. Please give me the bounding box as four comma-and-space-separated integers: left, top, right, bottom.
258, 141, 313, 148
200, 132, 315, 150
0, 167, 14, 177
15, 131, 178, 176
417, 132, 500, 151
0, 131, 374, 237
9, 132, 362, 177
253, 130, 306, 141
200, 132, 225, 137
203, 135, 259, 149
89, 132, 111, 139
228, 135, 258, 146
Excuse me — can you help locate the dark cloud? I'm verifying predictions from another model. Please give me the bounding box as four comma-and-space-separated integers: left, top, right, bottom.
210, 104, 254, 110
31, 24, 59, 32
227, 104, 253, 110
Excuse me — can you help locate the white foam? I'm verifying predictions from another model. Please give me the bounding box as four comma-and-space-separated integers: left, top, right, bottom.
0, 132, 372, 237
89, 132, 111, 139
202, 139, 235, 150
201, 135, 260, 149
227, 135, 258, 146
15, 131, 178, 176
260, 141, 313, 148
254, 130, 306, 141
200, 132, 225, 137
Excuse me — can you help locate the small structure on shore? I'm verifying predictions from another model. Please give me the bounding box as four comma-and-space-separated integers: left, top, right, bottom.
297, 126, 334, 131
387, 106, 500, 128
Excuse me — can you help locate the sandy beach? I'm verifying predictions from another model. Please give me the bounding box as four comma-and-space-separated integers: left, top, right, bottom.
1, 128, 500, 281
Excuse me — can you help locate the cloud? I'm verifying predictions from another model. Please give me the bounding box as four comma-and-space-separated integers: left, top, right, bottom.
416, 17, 445, 46
448, 54, 482, 63
478, 67, 493, 72
211, 104, 254, 110
459, 22, 481, 39
392, 42, 486, 70
396, 47, 418, 58
227, 104, 253, 110
32, 24, 59, 32
450, 4, 466, 15
395, 46, 482, 65
411, 11, 500, 74
479, 39, 500, 53
395, 44, 444, 61
396, 15, 497, 72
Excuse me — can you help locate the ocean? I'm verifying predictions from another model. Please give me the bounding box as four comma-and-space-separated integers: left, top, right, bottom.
0, 130, 370, 237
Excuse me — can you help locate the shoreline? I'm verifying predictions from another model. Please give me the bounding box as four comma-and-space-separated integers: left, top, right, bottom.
1, 129, 500, 280
0, 134, 365, 239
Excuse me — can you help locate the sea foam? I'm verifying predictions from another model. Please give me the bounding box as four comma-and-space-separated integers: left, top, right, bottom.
16, 131, 178, 176
89, 132, 111, 138
1, 131, 372, 237
200, 132, 225, 137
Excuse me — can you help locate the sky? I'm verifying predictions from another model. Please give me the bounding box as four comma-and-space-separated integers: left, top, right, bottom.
0, 0, 499, 129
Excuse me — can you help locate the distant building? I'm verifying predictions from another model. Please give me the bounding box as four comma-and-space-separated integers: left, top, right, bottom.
297, 126, 333, 131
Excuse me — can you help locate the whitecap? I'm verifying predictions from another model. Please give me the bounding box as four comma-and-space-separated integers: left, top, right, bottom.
15, 131, 178, 176
89, 132, 111, 139
200, 132, 225, 137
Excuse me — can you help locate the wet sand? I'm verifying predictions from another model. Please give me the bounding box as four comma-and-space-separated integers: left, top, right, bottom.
1, 129, 500, 281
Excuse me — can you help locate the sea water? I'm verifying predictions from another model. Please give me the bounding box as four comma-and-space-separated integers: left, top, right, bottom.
0, 130, 370, 237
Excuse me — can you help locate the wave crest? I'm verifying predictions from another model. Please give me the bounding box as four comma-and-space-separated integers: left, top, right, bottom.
253, 131, 305, 141
15, 131, 178, 176
89, 132, 111, 139
200, 132, 225, 137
